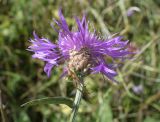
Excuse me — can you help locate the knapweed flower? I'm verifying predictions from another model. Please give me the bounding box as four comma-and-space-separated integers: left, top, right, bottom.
28, 10, 132, 82
126, 6, 141, 16
132, 84, 143, 94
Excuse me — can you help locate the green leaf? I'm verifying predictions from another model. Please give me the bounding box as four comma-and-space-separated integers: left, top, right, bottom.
143, 116, 159, 122
21, 97, 73, 108
97, 98, 113, 122
18, 111, 31, 122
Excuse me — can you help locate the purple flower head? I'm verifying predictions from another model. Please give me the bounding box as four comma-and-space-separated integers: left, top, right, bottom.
127, 6, 141, 16
28, 9, 132, 82
132, 84, 143, 94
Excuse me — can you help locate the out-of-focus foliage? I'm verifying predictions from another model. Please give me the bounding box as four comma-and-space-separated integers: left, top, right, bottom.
0, 0, 160, 122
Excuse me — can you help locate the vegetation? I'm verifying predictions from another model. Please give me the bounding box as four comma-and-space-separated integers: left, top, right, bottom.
0, 0, 160, 122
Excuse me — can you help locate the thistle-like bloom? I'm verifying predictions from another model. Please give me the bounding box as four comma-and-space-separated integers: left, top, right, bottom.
28, 10, 131, 82
132, 84, 143, 94
126, 6, 141, 16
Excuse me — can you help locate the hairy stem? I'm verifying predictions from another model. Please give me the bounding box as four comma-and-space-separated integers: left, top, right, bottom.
70, 82, 84, 122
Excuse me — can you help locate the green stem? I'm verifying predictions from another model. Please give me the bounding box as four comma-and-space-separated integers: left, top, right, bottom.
70, 82, 84, 122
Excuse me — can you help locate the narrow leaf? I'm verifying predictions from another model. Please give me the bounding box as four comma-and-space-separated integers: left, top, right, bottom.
21, 97, 73, 108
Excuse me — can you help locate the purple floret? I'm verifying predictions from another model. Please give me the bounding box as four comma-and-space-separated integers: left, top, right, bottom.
28, 9, 132, 81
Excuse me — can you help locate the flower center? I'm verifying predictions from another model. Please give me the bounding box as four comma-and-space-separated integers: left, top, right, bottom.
68, 47, 92, 76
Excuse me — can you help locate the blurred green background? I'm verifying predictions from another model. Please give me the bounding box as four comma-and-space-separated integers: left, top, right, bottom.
0, 0, 160, 122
